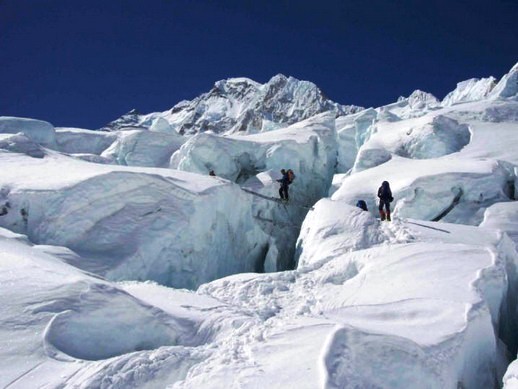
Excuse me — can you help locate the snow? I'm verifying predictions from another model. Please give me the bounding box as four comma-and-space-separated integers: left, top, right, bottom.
80, 187, 511, 389
1, 62, 518, 388
0, 228, 204, 388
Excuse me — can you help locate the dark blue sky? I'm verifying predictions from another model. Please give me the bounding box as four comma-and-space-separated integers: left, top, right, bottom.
1, 0, 517, 129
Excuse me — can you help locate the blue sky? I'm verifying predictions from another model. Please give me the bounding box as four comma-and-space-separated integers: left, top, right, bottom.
1, 0, 517, 128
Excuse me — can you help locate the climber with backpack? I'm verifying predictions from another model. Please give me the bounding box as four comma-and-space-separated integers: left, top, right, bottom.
277, 168, 294, 202
377, 181, 394, 221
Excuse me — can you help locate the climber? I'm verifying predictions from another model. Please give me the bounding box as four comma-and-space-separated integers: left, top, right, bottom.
209, 169, 216, 176
377, 181, 393, 221
356, 200, 368, 211
277, 169, 290, 202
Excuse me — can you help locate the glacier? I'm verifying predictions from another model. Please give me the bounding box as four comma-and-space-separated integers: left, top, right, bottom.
1, 62, 518, 388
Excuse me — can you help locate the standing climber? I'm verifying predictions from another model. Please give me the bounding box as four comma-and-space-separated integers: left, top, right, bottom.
377, 181, 393, 221
277, 169, 290, 202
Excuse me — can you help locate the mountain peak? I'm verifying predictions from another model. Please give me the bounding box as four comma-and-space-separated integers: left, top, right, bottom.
103, 75, 362, 134
270, 73, 289, 82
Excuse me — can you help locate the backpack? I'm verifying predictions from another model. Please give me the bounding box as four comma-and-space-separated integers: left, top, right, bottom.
287, 169, 295, 184
356, 200, 368, 211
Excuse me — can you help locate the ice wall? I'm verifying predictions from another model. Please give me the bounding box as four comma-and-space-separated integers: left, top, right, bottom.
335, 108, 378, 173
171, 113, 337, 191
171, 113, 338, 269
55, 127, 117, 155
55, 125, 187, 168
351, 114, 471, 174
101, 129, 185, 167
0, 116, 56, 148
0, 153, 272, 289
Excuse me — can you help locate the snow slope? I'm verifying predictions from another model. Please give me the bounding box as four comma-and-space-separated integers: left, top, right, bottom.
3, 205, 515, 388
0, 228, 205, 388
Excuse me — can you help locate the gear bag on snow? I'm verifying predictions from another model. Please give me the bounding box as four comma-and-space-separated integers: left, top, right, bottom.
356, 200, 368, 211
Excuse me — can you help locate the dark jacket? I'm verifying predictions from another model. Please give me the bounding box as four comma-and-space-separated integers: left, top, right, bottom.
377, 181, 393, 202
